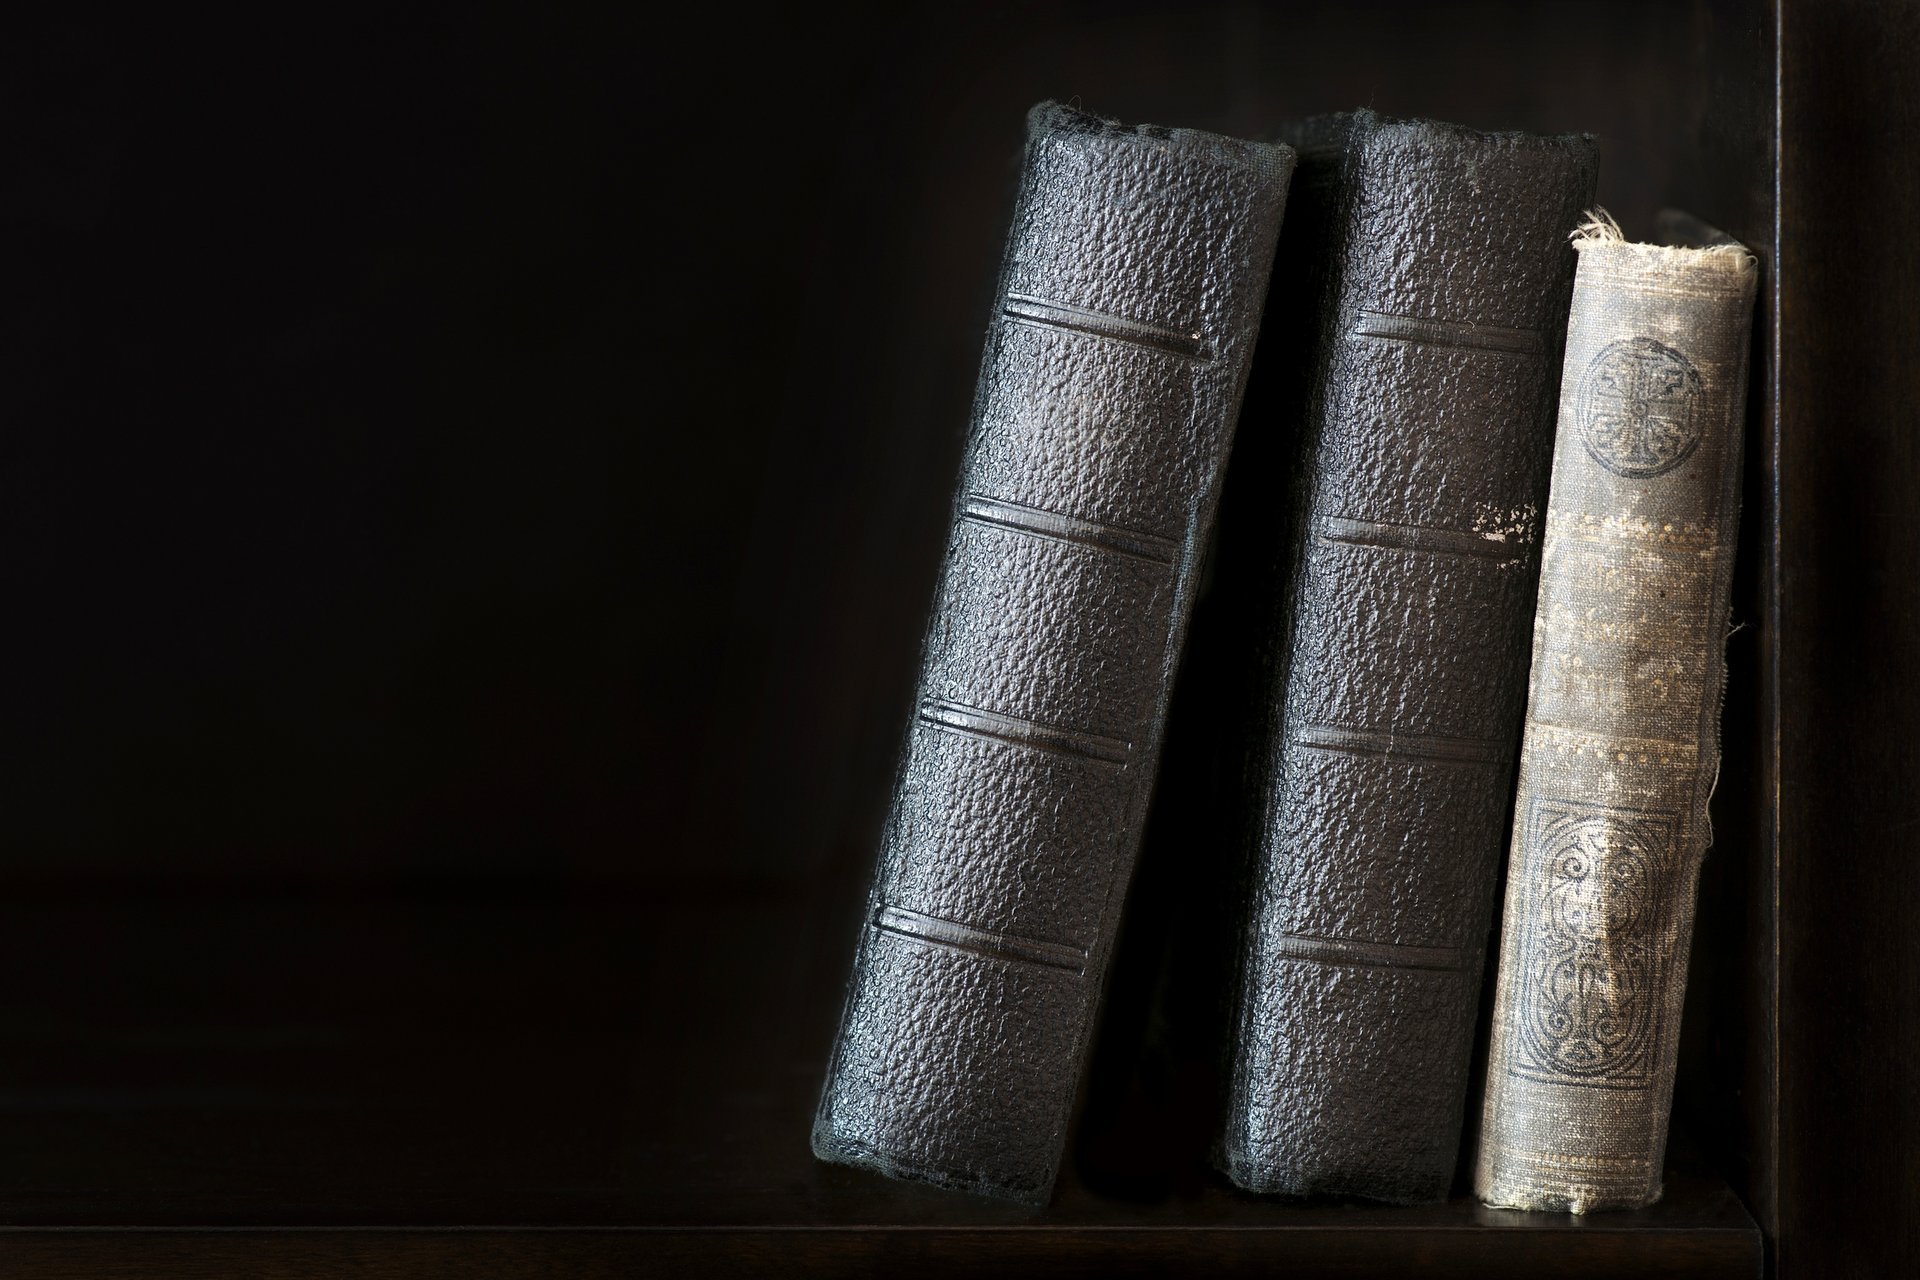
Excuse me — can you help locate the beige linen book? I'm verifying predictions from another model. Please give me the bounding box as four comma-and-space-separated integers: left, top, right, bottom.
1476, 212, 1758, 1213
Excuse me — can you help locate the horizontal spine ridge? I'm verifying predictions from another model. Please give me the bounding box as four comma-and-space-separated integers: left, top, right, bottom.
1351, 308, 1545, 355
874, 905, 1090, 975
919, 698, 1133, 765
961, 495, 1180, 564
1265, 932, 1481, 974
1318, 514, 1531, 562
1291, 722, 1514, 766
1002, 292, 1212, 360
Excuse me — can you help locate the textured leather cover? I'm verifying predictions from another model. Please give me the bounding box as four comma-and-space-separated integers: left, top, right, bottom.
1221, 113, 1596, 1203
813, 103, 1292, 1204
1476, 214, 1758, 1213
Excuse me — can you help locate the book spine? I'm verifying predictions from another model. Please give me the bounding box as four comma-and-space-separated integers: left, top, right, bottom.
1476, 222, 1758, 1213
1221, 116, 1596, 1204
813, 103, 1291, 1204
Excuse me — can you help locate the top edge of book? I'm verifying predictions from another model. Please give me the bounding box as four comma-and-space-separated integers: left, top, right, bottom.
1280, 108, 1595, 158
1573, 209, 1760, 280
1027, 101, 1296, 179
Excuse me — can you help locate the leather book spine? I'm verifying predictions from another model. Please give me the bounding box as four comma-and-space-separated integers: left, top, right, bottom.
1222, 114, 1596, 1203
813, 103, 1292, 1204
1476, 216, 1758, 1213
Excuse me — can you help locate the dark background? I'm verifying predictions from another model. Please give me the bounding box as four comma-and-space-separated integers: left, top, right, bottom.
8, 2, 1701, 886
1, 3, 1912, 1276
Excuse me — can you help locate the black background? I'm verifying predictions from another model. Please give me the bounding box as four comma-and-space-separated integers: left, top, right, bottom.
7, 1, 1703, 886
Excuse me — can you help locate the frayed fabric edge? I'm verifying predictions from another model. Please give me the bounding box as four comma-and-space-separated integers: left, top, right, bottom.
1571, 206, 1758, 277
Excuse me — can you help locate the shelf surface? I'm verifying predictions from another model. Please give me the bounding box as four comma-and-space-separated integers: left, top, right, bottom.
0, 887, 1760, 1275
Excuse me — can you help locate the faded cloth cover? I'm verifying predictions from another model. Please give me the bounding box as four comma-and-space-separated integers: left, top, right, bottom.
1476, 213, 1759, 1213
1221, 113, 1596, 1204
813, 103, 1292, 1204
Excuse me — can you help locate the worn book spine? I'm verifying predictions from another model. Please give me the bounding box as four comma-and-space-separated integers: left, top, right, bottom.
1476, 214, 1758, 1213
812, 103, 1292, 1205
1221, 114, 1596, 1204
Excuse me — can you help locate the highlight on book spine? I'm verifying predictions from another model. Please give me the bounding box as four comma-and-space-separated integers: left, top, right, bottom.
1475, 211, 1759, 1213
1219, 113, 1596, 1205
811, 102, 1292, 1204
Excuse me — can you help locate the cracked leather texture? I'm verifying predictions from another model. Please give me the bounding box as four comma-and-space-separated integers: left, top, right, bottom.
1221, 113, 1596, 1204
813, 102, 1292, 1205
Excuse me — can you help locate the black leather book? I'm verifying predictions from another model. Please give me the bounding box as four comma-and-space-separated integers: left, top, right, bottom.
1219, 113, 1596, 1204
812, 103, 1292, 1204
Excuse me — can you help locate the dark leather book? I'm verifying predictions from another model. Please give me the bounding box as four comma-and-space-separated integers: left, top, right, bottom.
1220, 112, 1597, 1204
1477, 212, 1758, 1213
813, 103, 1292, 1204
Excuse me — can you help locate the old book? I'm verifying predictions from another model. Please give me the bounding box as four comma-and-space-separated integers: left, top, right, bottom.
1476, 212, 1759, 1213
1220, 113, 1597, 1204
812, 103, 1292, 1204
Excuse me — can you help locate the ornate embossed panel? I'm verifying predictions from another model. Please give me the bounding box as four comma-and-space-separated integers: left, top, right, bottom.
1510, 799, 1678, 1089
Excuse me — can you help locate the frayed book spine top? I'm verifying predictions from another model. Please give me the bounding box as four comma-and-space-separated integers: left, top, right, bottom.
1475, 212, 1758, 1213
811, 102, 1292, 1205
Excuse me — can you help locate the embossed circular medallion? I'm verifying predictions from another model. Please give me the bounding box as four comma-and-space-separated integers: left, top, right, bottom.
1576, 337, 1704, 478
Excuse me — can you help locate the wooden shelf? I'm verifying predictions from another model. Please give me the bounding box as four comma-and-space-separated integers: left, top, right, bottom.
0, 891, 1759, 1276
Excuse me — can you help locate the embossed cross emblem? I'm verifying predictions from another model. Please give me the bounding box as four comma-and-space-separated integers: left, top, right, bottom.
1576, 337, 1704, 479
